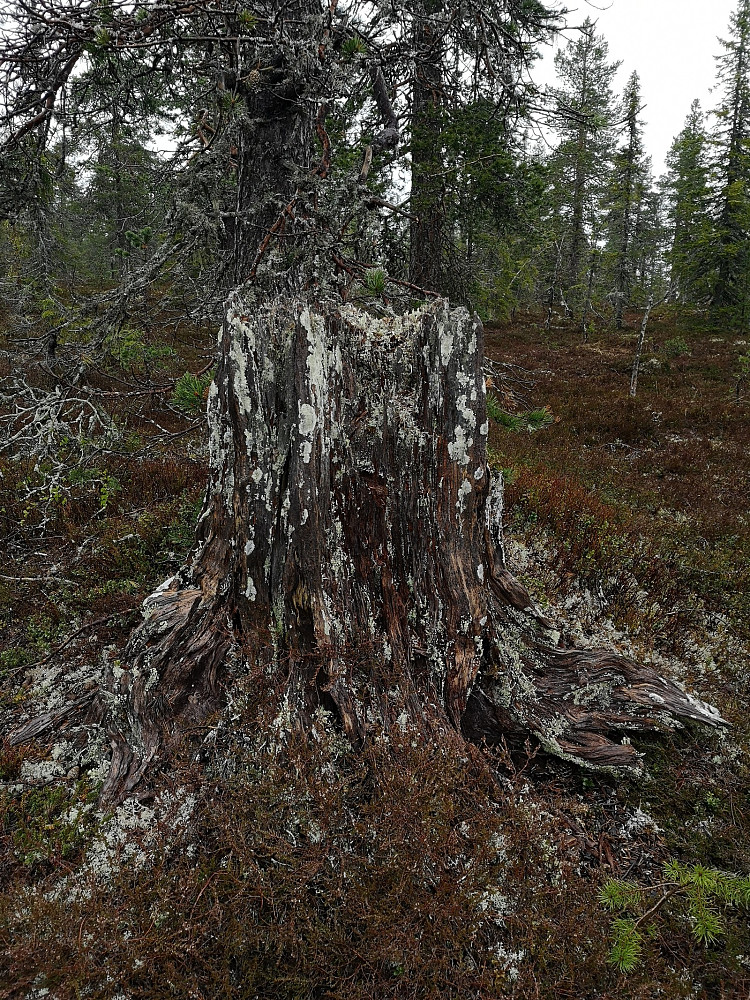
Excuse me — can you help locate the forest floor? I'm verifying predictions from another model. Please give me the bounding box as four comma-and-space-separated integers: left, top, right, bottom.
1, 305, 749, 999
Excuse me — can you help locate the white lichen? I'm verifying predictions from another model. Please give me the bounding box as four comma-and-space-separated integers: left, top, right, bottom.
456, 394, 477, 428
448, 425, 472, 466
298, 403, 317, 464
440, 326, 454, 366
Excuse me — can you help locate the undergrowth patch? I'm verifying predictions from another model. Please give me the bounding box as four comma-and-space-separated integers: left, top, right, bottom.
1, 728, 726, 1000
0, 310, 748, 999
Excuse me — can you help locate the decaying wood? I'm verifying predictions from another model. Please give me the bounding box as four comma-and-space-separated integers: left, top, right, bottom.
630, 292, 666, 397
9, 296, 724, 801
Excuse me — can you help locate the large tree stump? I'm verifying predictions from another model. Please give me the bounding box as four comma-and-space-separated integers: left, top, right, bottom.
39, 294, 721, 801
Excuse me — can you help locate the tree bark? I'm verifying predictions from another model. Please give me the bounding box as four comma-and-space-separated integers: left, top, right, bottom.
76, 294, 722, 803
409, 13, 447, 293
630, 292, 655, 398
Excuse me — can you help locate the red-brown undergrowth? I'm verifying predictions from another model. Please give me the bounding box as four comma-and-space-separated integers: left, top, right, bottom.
1, 726, 715, 1000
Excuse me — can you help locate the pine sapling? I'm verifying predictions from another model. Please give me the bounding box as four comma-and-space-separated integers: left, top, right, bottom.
601, 859, 750, 973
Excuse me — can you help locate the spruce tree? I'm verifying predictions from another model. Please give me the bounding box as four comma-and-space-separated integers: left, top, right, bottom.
631, 165, 668, 302
709, 0, 750, 327
546, 18, 619, 320
663, 100, 713, 305
604, 71, 647, 329
407, 0, 560, 298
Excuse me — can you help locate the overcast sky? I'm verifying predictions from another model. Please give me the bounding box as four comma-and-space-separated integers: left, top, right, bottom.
533, 0, 739, 175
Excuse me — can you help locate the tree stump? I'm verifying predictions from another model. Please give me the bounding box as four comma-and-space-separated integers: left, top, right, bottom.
32, 294, 722, 801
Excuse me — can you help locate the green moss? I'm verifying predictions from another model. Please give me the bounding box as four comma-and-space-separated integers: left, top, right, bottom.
2, 779, 102, 873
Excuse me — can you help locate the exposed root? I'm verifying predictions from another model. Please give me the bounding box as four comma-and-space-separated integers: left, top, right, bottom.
466, 646, 725, 770
99, 583, 232, 803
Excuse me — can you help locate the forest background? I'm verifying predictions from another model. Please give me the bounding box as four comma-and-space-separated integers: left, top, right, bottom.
1, 0, 750, 997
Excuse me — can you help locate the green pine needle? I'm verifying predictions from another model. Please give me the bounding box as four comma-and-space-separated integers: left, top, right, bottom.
486, 394, 555, 433
172, 371, 214, 411
608, 918, 643, 972
600, 879, 643, 912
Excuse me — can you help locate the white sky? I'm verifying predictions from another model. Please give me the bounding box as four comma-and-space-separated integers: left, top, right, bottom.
533, 0, 739, 175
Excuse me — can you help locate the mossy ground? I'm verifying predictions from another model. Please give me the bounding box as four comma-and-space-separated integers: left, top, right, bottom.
1, 307, 749, 998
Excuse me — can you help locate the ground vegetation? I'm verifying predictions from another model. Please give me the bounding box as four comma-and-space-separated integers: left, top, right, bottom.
1, 0, 750, 996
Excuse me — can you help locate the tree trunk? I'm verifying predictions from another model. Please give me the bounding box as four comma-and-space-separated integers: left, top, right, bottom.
230, 67, 316, 285
409, 13, 447, 293
567, 123, 588, 309
81, 294, 722, 803
630, 292, 655, 398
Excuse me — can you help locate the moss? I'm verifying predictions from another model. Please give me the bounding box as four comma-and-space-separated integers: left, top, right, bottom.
1, 778, 102, 876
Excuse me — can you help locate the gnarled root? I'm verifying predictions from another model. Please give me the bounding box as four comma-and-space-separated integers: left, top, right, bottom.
465, 645, 725, 770
99, 582, 232, 802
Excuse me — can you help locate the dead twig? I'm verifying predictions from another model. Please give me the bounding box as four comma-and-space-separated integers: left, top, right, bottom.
5, 610, 138, 680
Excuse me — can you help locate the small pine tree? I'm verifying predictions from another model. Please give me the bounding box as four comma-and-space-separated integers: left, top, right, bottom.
601, 859, 750, 973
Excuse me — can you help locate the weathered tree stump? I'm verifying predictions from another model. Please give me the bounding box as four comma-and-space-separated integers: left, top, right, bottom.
14, 295, 722, 801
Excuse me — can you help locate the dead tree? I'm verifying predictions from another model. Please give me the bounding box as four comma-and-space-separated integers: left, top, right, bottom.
87, 294, 721, 801
1, 1, 723, 800
630, 292, 667, 397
